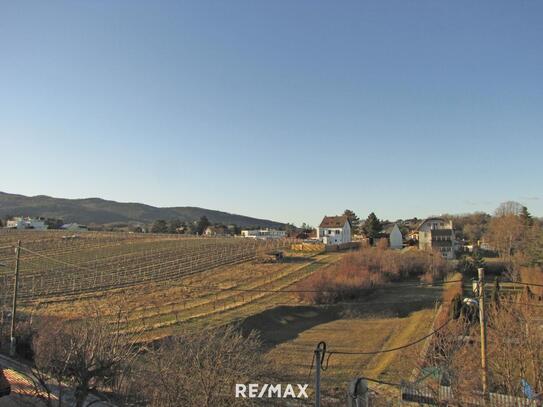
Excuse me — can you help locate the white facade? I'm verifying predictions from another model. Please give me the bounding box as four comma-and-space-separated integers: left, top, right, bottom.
204, 226, 229, 236
389, 224, 403, 249
317, 216, 352, 245
6, 217, 48, 230
240, 228, 286, 239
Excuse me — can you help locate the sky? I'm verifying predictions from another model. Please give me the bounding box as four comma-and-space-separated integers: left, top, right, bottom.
1, 1, 542, 226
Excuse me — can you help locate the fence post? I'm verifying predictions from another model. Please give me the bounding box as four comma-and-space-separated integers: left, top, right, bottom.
347, 378, 368, 407
315, 346, 321, 407
10, 240, 21, 356
478, 267, 489, 404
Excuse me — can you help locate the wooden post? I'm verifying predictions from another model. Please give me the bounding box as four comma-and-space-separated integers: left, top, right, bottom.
478, 268, 489, 402
10, 240, 21, 356
315, 346, 321, 407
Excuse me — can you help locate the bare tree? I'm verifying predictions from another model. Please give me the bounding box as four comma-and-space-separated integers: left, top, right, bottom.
487, 301, 543, 397
138, 325, 268, 407
422, 297, 543, 403
485, 214, 525, 279
32, 305, 143, 407
494, 201, 524, 217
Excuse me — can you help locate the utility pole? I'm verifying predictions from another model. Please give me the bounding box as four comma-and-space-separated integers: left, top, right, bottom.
478, 267, 489, 403
10, 240, 21, 357
314, 345, 321, 407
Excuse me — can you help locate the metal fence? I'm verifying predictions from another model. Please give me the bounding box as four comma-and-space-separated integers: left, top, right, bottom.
400, 383, 540, 406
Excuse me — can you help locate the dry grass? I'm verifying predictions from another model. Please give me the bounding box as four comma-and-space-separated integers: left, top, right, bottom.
265, 282, 443, 401
520, 266, 543, 297
22, 252, 346, 340
434, 272, 464, 327
295, 247, 451, 304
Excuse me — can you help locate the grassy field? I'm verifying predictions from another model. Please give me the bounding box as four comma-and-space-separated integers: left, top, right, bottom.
262, 282, 444, 402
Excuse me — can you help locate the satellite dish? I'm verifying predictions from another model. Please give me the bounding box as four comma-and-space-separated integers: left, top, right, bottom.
463, 298, 478, 307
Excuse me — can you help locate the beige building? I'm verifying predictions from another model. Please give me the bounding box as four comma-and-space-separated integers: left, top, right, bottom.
417, 217, 457, 259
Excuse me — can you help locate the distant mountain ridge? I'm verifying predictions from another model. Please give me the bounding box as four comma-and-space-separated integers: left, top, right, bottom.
0, 191, 284, 228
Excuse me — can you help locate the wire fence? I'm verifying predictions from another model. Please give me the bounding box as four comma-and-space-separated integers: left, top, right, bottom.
0, 237, 294, 305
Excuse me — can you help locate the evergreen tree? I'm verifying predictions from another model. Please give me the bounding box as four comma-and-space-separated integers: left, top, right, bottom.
283, 223, 297, 233
458, 255, 475, 277
520, 206, 534, 226
151, 219, 168, 234
196, 216, 211, 235
362, 212, 382, 239
471, 250, 486, 270
168, 219, 182, 234
343, 209, 361, 235
450, 294, 463, 319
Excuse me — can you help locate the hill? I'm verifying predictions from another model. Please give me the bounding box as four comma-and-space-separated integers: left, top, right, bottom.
0, 191, 284, 228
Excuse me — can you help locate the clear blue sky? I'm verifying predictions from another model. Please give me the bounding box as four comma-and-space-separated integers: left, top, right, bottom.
1, 1, 542, 226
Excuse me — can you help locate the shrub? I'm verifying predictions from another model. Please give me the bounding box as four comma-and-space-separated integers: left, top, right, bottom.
297, 247, 452, 304
137, 326, 266, 407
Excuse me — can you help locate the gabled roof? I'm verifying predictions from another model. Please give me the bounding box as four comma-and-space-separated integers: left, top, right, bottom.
319, 215, 350, 229
415, 217, 448, 231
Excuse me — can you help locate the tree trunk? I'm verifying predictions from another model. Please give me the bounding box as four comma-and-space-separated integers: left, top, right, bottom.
74, 382, 89, 407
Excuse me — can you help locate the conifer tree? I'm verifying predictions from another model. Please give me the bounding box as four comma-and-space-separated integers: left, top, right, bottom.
343, 209, 361, 234
362, 212, 382, 239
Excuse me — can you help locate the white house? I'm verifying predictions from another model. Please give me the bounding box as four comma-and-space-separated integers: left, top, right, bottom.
6, 217, 48, 230
240, 228, 286, 239
203, 225, 229, 236
317, 215, 352, 245
389, 224, 403, 249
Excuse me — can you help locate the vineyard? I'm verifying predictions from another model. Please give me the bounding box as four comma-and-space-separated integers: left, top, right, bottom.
0, 230, 344, 340
0, 230, 292, 305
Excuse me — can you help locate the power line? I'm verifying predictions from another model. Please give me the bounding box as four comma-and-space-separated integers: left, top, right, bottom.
498, 299, 543, 308
18, 246, 96, 273
181, 279, 463, 294
358, 376, 401, 387
322, 318, 451, 370
507, 281, 543, 289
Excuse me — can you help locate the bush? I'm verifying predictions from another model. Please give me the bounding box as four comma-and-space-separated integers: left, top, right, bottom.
137, 326, 266, 407
297, 247, 451, 304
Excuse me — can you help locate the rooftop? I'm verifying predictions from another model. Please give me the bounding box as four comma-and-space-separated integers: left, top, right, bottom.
319, 215, 350, 229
